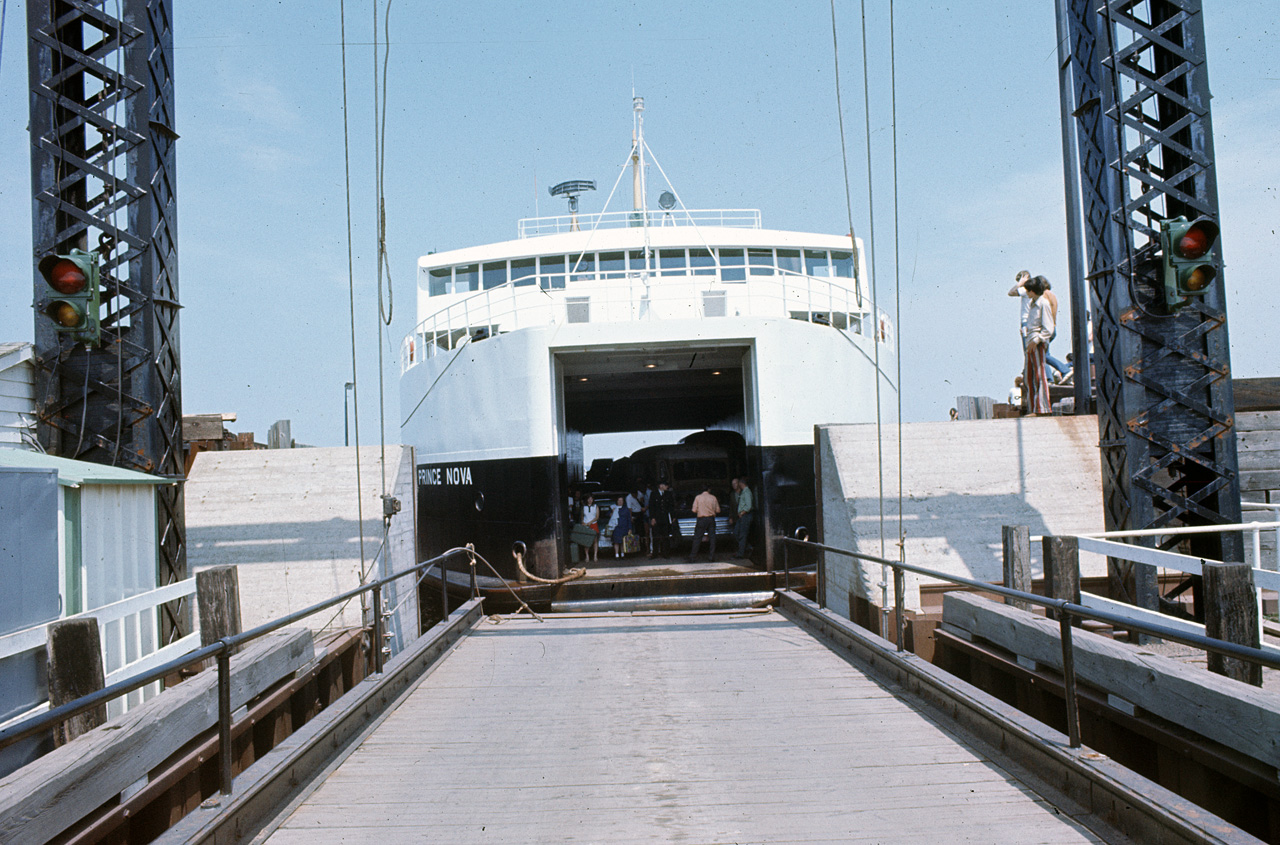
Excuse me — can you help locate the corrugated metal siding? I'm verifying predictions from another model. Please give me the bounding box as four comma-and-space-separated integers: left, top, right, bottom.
0, 357, 36, 450
80, 485, 160, 715
81, 485, 159, 607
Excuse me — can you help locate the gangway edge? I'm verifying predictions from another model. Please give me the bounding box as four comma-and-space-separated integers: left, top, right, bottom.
776, 589, 1262, 845
157, 599, 485, 845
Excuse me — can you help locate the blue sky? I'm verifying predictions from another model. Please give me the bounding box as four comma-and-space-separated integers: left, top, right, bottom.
1, 2, 1277, 452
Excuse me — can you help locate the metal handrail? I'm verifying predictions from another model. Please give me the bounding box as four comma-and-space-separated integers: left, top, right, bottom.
516, 207, 763, 237
780, 533, 1280, 749
0, 547, 476, 795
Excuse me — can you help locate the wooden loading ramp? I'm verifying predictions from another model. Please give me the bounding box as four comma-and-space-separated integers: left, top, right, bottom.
159, 593, 1256, 845
258, 609, 1101, 844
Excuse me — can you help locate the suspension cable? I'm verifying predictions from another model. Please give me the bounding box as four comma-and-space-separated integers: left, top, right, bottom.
889, 0, 905, 553
828, 0, 862, 309
339, 0, 367, 576
856, 0, 887, 565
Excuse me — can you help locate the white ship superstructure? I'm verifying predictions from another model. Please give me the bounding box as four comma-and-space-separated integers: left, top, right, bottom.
400, 100, 895, 578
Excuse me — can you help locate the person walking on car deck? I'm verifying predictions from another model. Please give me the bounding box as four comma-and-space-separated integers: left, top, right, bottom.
688, 486, 721, 562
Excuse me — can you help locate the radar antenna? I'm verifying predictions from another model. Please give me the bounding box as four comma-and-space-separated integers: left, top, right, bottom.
549, 180, 596, 231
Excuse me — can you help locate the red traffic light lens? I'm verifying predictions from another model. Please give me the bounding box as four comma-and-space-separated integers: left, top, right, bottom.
1184, 266, 1212, 292
1176, 223, 1215, 259
47, 259, 87, 295
47, 301, 82, 327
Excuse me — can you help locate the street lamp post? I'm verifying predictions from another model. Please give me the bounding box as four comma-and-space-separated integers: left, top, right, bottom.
344, 382, 354, 447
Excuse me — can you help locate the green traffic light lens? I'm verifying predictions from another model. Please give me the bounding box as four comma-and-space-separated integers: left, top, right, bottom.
48, 259, 88, 295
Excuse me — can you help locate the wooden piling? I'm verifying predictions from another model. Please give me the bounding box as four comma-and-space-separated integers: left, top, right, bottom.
197, 566, 242, 651
1002, 525, 1032, 611
1042, 535, 1081, 624
1202, 562, 1262, 687
47, 618, 106, 746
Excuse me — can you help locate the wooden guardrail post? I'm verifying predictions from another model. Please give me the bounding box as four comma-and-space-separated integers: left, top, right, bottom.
1202, 562, 1262, 687
1002, 526, 1032, 611
197, 566, 242, 653
1042, 535, 1081, 625
47, 619, 106, 746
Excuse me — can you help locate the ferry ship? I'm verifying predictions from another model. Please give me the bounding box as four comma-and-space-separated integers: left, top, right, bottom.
400, 99, 895, 602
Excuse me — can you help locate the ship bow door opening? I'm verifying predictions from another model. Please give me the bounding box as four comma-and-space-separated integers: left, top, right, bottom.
556, 343, 759, 574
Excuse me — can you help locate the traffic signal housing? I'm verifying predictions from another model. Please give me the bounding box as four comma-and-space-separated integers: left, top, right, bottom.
1160, 216, 1219, 311
38, 249, 100, 344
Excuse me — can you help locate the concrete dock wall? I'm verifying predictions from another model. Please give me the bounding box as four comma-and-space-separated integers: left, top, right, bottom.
186, 446, 419, 639
817, 416, 1106, 616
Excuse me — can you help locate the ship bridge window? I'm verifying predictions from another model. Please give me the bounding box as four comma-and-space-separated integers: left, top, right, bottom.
570, 253, 594, 282
428, 267, 451, 296
483, 261, 508, 289
805, 249, 831, 277
749, 248, 775, 276
599, 251, 625, 278
539, 255, 565, 290
832, 250, 854, 279
718, 248, 745, 282
777, 248, 801, 274
512, 257, 536, 286
456, 264, 479, 292
628, 249, 653, 274
659, 248, 687, 276
690, 248, 715, 275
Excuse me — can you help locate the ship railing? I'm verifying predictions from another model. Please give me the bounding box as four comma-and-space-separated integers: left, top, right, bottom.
401, 267, 894, 371
780, 532, 1280, 750
516, 208, 762, 238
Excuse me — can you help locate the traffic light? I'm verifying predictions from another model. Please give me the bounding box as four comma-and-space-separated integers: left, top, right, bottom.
1160, 216, 1219, 310
38, 249, 100, 344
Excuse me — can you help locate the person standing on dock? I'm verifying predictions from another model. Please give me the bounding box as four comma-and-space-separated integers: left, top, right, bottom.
688, 486, 721, 562
648, 481, 676, 558
1009, 269, 1034, 353
730, 477, 754, 559
1010, 271, 1067, 382
1023, 275, 1055, 415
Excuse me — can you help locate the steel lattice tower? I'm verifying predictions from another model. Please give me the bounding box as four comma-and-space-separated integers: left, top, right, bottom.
28, 0, 186, 637
1057, 0, 1241, 609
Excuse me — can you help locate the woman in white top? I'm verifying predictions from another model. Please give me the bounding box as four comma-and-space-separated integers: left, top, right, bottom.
581, 495, 600, 561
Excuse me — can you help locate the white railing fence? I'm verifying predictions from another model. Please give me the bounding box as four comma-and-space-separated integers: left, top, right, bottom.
1067, 523, 1280, 654
0, 578, 200, 725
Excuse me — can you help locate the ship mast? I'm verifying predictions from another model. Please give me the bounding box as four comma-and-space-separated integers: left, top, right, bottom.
631, 96, 646, 215
632, 96, 651, 270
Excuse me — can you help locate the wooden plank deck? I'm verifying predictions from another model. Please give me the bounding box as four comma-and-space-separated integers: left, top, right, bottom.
264, 611, 1103, 844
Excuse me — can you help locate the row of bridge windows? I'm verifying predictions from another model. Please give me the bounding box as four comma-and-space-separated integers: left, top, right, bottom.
424, 247, 856, 296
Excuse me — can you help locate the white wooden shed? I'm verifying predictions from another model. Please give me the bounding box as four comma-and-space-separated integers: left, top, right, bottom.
0, 449, 178, 774
0, 343, 36, 450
